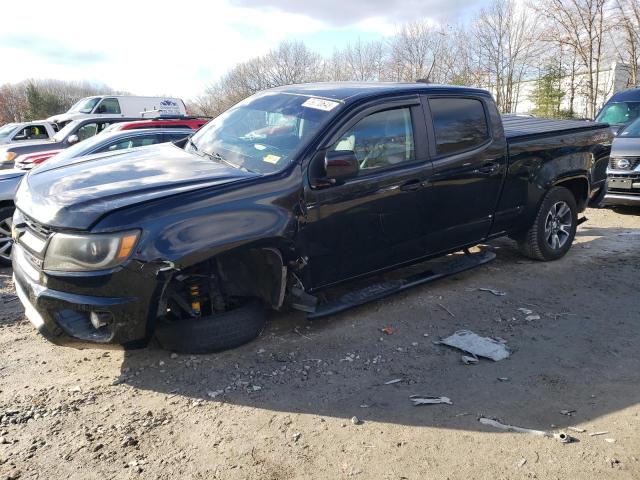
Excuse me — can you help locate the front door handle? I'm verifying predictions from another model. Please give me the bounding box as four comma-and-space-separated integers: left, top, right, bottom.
477, 162, 499, 174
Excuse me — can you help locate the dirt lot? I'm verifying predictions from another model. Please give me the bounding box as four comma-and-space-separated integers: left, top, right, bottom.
0, 207, 638, 480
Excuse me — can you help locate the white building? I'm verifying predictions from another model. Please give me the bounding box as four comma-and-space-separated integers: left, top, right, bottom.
512, 62, 636, 118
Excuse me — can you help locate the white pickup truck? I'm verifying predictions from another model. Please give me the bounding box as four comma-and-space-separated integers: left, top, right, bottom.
0, 122, 57, 145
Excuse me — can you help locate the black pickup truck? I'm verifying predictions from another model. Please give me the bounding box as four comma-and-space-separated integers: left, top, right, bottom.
11, 83, 611, 353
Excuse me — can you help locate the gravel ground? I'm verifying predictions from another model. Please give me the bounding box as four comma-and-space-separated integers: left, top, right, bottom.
0, 206, 638, 480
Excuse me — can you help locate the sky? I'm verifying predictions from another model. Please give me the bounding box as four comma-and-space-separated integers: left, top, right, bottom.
0, 0, 488, 100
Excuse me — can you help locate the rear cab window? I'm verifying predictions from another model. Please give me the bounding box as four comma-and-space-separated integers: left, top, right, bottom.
428, 97, 490, 156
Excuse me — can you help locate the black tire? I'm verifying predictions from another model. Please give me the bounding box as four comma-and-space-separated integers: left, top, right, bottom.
518, 186, 578, 261
154, 301, 266, 354
0, 206, 15, 267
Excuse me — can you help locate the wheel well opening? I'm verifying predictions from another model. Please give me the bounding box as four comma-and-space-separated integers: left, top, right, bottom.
160, 248, 285, 322
555, 178, 589, 212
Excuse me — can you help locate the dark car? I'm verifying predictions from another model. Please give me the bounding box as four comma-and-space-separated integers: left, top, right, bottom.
16, 128, 192, 170
595, 87, 640, 134
0, 117, 136, 169
11, 83, 611, 353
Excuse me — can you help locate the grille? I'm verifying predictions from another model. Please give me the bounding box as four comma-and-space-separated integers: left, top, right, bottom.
23, 215, 53, 239
609, 157, 640, 170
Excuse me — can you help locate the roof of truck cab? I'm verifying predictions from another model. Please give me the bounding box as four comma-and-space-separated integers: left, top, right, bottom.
270, 82, 491, 103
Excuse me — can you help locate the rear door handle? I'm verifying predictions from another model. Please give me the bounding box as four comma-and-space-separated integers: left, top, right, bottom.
399, 179, 424, 191
477, 162, 499, 174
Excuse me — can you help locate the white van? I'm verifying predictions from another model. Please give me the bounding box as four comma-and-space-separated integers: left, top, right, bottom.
47, 96, 187, 127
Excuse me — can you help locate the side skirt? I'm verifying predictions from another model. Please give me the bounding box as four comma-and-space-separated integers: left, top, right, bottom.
307, 249, 496, 320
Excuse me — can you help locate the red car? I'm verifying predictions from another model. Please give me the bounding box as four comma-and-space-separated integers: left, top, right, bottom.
103, 118, 209, 132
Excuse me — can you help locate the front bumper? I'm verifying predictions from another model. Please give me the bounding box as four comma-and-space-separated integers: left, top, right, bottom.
603, 193, 640, 206
12, 244, 159, 348
604, 174, 640, 207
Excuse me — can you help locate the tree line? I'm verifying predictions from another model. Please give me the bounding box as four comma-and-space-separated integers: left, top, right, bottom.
2, 0, 639, 124
0, 79, 120, 125
194, 0, 640, 119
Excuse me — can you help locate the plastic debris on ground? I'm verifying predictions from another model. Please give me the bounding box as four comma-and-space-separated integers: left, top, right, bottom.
437, 330, 510, 361
384, 378, 402, 385
568, 426, 586, 433
479, 417, 574, 443
461, 355, 479, 365
589, 431, 609, 436
518, 308, 533, 315
381, 327, 394, 335
477, 288, 506, 296
410, 395, 452, 406
560, 409, 576, 416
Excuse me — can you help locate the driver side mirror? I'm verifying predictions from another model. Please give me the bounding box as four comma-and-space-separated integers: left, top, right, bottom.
324, 150, 359, 183
67, 134, 79, 145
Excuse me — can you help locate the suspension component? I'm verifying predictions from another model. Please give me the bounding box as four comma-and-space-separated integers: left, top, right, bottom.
189, 281, 202, 316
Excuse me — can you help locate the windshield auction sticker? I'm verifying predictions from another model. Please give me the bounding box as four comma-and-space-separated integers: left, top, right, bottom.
263, 154, 281, 164
302, 97, 340, 111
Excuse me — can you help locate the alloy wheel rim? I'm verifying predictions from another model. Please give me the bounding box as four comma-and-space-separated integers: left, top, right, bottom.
0, 216, 13, 262
544, 201, 572, 250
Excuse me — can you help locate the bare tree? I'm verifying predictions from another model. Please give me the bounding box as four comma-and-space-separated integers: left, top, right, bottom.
537, 0, 611, 118
614, 0, 640, 86
334, 39, 386, 81
473, 0, 541, 112
0, 84, 28, 124
388, 21, 448, 82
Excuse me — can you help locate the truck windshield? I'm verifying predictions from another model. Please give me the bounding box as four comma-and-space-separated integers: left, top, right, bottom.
595, 102, 640, 125
52, 120, 80, 142
189, 92, 340, 174
68, 97, 101, 114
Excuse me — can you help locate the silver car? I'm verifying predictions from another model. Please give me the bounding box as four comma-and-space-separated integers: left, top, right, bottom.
604, 118, 640, 207
0, 128, 191, 265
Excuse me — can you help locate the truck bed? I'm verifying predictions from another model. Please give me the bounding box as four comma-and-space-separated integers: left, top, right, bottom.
502, 115, 608, 142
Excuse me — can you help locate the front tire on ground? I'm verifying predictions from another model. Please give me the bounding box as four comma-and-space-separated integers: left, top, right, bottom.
154, 300, 267, 354
0, 206, 15, 267
518, 186, 578, 261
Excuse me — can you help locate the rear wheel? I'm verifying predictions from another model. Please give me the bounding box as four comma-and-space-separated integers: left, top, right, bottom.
518, 186, 578, 261
0, 207, 15, 267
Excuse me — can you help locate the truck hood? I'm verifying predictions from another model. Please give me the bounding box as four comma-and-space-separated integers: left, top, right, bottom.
15, 143, 257, 229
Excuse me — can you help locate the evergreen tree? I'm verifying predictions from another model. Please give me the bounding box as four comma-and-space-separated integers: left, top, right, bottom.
529, 66, 573, 118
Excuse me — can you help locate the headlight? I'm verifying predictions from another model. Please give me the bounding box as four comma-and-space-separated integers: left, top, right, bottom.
5, 152, 16, 162
44, 230, 140, 272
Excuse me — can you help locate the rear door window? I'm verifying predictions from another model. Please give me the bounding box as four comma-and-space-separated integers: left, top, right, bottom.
12, 125, 49, 141
429, 98, 489, 156
100, 134, 164, 152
